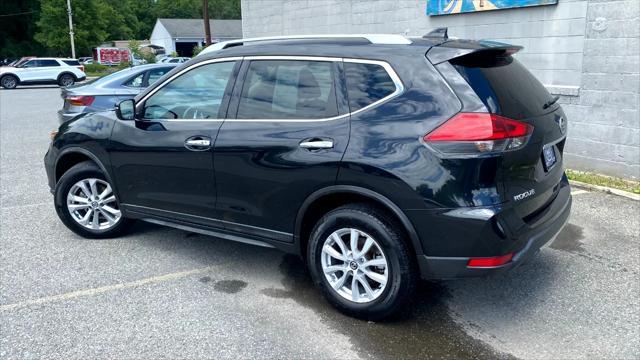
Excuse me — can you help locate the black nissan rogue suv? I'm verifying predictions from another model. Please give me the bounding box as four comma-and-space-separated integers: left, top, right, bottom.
45, 31, 571, 320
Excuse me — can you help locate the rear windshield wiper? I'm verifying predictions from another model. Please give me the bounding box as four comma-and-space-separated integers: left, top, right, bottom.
543, 95, 560, 109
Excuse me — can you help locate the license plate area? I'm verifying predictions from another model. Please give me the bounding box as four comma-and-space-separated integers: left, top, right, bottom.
542, 145, 557, 171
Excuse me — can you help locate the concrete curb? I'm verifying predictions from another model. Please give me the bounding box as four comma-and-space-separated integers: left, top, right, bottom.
569, 180, 640, 201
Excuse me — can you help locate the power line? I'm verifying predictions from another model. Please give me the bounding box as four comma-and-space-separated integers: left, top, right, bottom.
0, 10, 37, 17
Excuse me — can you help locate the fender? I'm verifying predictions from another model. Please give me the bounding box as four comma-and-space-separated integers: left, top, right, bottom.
294, 185, 424, 256
0, 72, 21, 82
55, 146, 118, 195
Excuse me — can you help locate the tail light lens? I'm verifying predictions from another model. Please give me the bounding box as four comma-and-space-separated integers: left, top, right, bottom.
78, 65, 85, 72
66, 95, 94, 106
423, 113, 533, 157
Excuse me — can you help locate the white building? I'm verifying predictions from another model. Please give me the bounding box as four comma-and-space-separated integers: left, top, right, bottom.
150, 18, 242, 56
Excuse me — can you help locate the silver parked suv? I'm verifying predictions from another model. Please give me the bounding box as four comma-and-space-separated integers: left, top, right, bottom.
0, 57, 86, 89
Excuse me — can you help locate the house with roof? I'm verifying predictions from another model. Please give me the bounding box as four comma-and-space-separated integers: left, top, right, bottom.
150, 18, 243, 56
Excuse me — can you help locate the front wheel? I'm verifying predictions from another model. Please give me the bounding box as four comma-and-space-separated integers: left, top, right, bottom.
54, 161, 132, 238
308, 204, 417, 320
1, 75, 18, 89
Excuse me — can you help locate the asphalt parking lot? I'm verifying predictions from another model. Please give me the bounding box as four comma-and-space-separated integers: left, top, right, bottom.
1, 86, 639, 359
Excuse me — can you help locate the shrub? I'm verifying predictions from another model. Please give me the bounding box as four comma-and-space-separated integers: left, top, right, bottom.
83, 63, 108, 73
193, 45, 204, 56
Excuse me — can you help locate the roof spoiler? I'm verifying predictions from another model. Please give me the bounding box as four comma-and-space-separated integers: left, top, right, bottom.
426, 40, 523, 65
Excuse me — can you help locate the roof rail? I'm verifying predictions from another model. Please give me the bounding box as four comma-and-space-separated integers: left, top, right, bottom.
197, 34, 412, 57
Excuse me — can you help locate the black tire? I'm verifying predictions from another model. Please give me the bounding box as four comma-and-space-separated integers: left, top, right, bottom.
308, 203, 417, 320
58, 73, 75, 87
1, 75, 18, 89
54, 161, 132, 239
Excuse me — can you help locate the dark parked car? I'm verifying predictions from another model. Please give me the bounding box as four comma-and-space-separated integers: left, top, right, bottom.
58, 63, 176, 123
44, 31, 571, 320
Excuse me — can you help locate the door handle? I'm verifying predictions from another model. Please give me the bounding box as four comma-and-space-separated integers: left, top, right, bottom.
299, 140, 334, 150
185, 136, 211, 151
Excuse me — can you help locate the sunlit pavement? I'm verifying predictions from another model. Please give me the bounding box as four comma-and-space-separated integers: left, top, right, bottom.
1, 87, 638, 359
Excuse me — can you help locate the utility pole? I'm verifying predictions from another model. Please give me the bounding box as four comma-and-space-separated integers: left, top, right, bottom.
203, 0, 212, 46
66, 0, 76, 58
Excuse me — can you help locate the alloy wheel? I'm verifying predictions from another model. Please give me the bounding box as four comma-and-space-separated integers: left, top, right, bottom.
321, 228, 389, 303
60, 75, 74, 86
66, 178, 121, 230
2, 77, 16, 89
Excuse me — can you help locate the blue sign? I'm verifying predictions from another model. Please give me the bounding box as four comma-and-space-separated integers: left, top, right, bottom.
427, 0, 558, 15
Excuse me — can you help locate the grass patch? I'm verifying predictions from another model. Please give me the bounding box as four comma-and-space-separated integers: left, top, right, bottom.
566, 169, 640, 194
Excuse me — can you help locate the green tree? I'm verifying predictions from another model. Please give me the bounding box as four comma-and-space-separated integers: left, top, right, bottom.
36, 0, 108, 56
155, 0, 240, 19
0, 0, 46, 59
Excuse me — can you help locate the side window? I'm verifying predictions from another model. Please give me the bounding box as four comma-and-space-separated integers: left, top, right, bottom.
125, 72, 145, 88
344, 62, 397, 112
143, 61, 236, 120
237, 60, 337, 119
22, 60, 39, 68
63, 60, 80, 66
146, 67, 171, 86
39, 59, 61, 67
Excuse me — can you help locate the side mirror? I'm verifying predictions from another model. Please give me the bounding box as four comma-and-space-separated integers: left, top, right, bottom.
116, 99, 136, 120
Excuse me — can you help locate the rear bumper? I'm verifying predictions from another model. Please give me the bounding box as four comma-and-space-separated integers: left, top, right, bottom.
415, 180, 572, 279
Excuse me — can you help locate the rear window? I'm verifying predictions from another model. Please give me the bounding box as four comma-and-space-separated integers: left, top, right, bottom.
451, 55, 553, 119
63, 60, 80, 66
344, 62, 396, 112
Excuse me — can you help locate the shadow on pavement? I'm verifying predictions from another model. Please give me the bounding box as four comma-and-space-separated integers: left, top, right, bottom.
116, 220, 567, 359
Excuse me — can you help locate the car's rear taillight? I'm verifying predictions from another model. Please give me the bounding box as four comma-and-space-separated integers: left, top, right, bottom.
423, 112, 533, 157
66, 95, 94, 106
78, 65, 85, 73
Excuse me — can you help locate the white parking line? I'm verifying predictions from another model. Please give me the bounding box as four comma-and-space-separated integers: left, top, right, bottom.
0, 266, 215, 312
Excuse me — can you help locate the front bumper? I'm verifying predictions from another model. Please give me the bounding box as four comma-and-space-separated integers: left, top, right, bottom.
415, 180, 572, 279
44, 147, 57, 193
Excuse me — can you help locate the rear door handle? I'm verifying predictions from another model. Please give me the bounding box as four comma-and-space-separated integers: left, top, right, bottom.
185, 136, 211, 151
299, 140, 334, 150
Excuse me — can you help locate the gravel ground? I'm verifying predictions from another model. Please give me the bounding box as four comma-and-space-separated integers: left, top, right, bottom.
1, 86, 638, 359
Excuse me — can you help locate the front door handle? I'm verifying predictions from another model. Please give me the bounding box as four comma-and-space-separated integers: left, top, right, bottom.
185, 136, 211, 151
299, 139, 334, 150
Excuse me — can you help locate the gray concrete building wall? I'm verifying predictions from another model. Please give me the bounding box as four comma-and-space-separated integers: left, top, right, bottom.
241, 0, 639, 179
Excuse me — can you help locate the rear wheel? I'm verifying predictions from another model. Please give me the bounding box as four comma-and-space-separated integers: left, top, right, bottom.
308, 204, 417, 320
58, 73, 75, 87
54, 161, 132, 238
1, 75, 18, 89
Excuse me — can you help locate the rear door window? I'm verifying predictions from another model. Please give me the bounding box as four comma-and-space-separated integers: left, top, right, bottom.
451, 55, 553, 119
237, 60, 338, 119
344, 62, 396, 112
146, 67, 172, 86
124, 73, 145, 87
39, 59, 60, 67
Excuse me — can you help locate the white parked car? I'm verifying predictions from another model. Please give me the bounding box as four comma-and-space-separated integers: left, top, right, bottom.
0, 58, 86, 89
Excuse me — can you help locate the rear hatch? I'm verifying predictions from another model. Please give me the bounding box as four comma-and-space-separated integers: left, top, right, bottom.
430, 43, 567, 220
